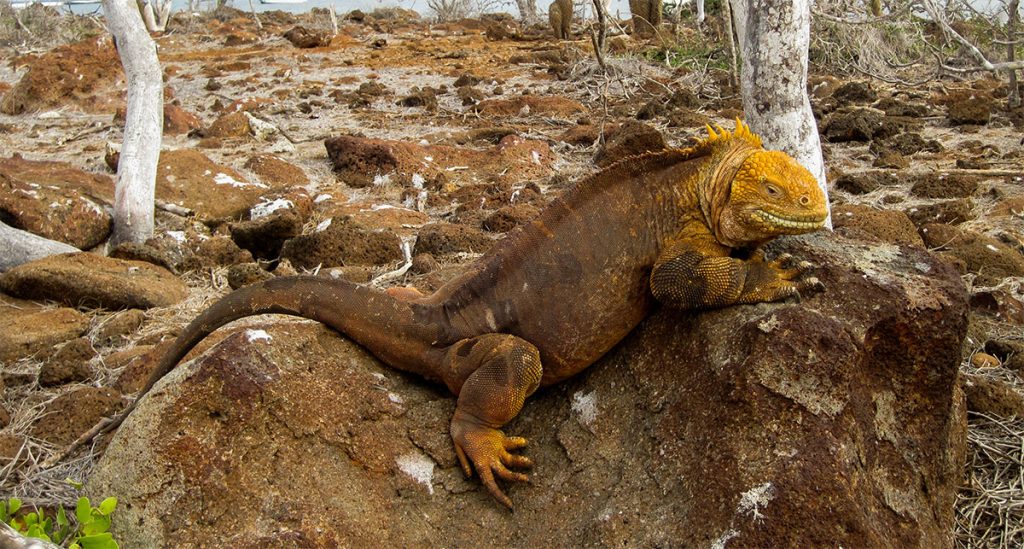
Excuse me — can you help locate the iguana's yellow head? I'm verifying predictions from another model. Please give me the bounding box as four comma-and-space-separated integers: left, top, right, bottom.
705, 121, 828, 245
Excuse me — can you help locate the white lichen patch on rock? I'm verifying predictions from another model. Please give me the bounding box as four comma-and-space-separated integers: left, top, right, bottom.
213, 172, 268, 189
251, 198, 294, 219
853, 243, 902, 282
396, 452, 435, 495
711, 529, 739, 549
571, 390, 598, 426
711, 482, 777, 547
757, 314, 780, 334
245, 329, 272, 343
738, 482, 775, 522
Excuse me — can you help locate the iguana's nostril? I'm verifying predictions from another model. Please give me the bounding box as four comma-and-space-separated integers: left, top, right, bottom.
799, 195, 810, 206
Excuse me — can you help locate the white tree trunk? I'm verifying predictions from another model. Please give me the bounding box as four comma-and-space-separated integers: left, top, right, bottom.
0, 221, 79, 272
696, 0, 705, 24
515, 0, 539, 22
136, 0, 172, 32
730, 0, 831, 227
1009, 0, 1021, 107
105, 0, 163, 247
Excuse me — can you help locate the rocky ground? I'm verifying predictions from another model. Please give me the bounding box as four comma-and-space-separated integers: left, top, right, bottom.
0, 5, 1022, 547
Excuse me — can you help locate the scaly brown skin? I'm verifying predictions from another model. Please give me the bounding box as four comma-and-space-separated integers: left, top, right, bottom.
63, 121, 827, 509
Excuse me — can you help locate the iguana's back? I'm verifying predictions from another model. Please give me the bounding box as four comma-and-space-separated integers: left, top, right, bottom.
425, 148, 706, 383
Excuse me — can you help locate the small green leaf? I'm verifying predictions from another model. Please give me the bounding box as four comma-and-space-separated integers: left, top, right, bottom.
64, 478, 84, 490
8, 498, 21, 515
24, 523, 52, 541
24, 512, 38, 527
57, 505, 69, 529
97, 497, 117, 516
54, 505, 70, 543
70, 543, 82, 549
77, 532, 118, 549
82, 512, 111, 536
76, 497, 92, 525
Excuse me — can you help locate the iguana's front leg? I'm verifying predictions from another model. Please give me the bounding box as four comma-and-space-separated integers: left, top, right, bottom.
650, 229, 813, 309
441, 333, 543, 509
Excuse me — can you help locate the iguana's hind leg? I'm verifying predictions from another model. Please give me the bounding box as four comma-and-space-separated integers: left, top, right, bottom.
441, 333, 543, 509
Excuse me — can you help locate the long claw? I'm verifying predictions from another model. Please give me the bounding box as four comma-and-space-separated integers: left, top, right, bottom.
454, 443, 473, 477
479, 467, 514, 509
493, 464, 529, 483
504, 436, 528, 450
503, 454, 533, 469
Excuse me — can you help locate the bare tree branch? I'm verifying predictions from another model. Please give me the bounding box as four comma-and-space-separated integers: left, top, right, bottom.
0, 221, 79, 272
589, 0, 608, 72
921, 0, 1024, 72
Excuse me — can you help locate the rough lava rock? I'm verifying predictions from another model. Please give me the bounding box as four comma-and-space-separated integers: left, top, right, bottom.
0, 307, 90, 365
156, 150, 287, 224
0, 36, 123, 115
243, 154, 310, 187
832, 204, 924, 247
162, 103, 203, 135
281, 217, 403, 269
919, 223, 1024, 286
31, 387, 127, 446
204, 111, 252, 139
87, 232, 967, 546
283, 26, 333, 48
0, 253, 187, 310
38, 337, 95, 387
593, 120, 668, 167
947, 95, 992, 126
413, 222, 494, 256
822, 106, 901, 142
324, 134, 554, 188
0, 155, 115, 249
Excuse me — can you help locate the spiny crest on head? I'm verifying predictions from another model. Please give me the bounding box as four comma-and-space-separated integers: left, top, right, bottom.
700, 118, 763, 149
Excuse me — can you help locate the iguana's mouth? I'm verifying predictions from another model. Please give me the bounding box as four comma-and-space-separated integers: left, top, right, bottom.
754, 210, 826, 230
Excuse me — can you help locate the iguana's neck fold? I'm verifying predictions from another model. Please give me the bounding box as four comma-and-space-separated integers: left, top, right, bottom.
698, 142, 757, 248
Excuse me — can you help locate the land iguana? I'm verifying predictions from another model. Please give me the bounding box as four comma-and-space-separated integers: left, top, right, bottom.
64, 120, 828, 508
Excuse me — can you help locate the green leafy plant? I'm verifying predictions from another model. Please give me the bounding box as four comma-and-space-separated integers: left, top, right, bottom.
71, 496, 118, 549
2, 493, 119, 549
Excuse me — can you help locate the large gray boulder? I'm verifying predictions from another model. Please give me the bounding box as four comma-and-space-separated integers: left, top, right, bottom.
86, 232, 967, 546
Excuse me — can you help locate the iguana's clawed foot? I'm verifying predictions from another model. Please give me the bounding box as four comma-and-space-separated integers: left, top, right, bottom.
744, 250, 824, 302
797, 275, 825, 294
773, 256, 823, 296
451, 413, 532, 509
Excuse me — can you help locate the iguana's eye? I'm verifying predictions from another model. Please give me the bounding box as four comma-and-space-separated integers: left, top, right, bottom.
764, 183, 782, 197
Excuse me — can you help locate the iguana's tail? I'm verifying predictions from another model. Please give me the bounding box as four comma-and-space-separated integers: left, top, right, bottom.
47, 276, 443, 465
